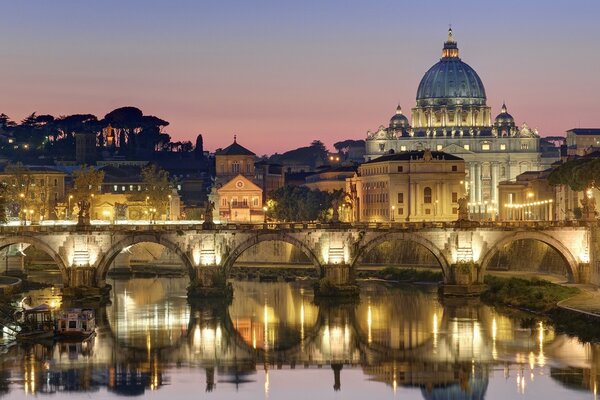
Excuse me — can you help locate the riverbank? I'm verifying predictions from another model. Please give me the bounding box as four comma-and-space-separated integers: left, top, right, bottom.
480, 275, 600, 342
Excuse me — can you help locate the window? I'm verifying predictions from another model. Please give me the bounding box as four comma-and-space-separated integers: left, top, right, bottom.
500, 143, 506, 150
521, 143, 529, 150
379, 143, 385, 151
54, 179, 58, 187
436, 144, 443, 151
397, 166, 403, 172
69, 321, 77, 329
424, 187, 432, 204
452, 207, 458, 214
398, 193, 404, 204
222, 198, 227, 207
451, 165, 458, 172
452, 192, 458, 202
242, 197, 248, 206
398, 208, 404, 215
481, 143, 490, 151
500, 166, 506, 177
400, 145, 407, 152
246, 163, 251, 174
114, 185, 118, 192
232, 161, 240, 174
425, 209, 431, 215
463, 144, 470, 151
253, 197, 259, 206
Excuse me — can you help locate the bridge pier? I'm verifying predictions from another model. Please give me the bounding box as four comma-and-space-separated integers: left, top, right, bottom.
441, 261, 485, 296
62, 266, 111, 302
314, 264, 359, 298
187, 265, 233, 299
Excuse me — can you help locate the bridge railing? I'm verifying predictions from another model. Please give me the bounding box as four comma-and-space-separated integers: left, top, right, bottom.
0, 219, 592, 234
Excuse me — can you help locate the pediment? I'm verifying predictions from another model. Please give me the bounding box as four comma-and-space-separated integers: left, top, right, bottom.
441, 143, 474, 155
218, 174, 262, 192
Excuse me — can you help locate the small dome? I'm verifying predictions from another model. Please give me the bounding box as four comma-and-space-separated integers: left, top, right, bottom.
389, 105, 409, 129
495, 102, 515, 125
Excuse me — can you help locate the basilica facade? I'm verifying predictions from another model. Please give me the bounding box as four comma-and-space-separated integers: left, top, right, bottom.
365, 29, 542, 210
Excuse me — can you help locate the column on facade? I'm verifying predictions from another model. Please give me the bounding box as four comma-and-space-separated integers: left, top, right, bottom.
469, 163, 476, 205
491, 163, 499, 209
414, 182, 420, 219
474, 163, 482, 204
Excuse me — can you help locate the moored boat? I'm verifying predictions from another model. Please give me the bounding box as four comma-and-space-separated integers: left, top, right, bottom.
15, 304, 54, 341
55, 308, 96, 340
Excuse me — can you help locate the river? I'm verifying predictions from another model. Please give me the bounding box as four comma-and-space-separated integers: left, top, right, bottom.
0, 276, 597, 399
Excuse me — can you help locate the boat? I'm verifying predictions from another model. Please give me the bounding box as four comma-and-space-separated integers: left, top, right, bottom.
55, 308, 96, 340
15, 304, 55, 341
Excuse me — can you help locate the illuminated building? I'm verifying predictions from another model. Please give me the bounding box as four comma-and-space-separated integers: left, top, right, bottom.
365, 29, 545, 211
566, 128, 600, 156
346, 149, 466, 222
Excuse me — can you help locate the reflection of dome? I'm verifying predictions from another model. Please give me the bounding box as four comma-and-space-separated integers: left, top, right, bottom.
421, 373, 488, 400
416, 28, 486, 106
390, 105, 410, 129
494, 103, 515, 126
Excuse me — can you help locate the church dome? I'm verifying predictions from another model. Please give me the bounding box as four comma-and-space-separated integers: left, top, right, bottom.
416, 29, 486, 107
389, 105, 409, 129
494, 102, 515, 125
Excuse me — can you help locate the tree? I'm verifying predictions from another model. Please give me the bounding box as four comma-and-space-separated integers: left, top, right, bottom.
2, 163, 46, 219
70, 165, 105, 204
548, 158, 600, 191
129, 164, 173, 218
267, 186, 335, 222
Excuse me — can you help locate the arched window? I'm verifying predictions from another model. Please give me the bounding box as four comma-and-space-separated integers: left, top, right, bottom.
232, 161, 240, 174
424, 187, 432, 204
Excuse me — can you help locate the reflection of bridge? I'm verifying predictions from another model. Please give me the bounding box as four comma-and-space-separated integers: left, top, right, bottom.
0, 222, 593, 293
6, 289, 600, 398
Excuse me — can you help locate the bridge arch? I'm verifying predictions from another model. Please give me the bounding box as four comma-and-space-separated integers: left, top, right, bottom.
479, 231, 579, 282
0, 235, 69, 284
222, 232, 322, 275
95, 234, 195, 286
351, 232, 451, 280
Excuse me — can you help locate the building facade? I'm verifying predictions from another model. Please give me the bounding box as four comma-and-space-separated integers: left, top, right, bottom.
346, 150, 466, 222
566, 129, 600, 156
365, 29, 544, 213
217, 174, 264, 222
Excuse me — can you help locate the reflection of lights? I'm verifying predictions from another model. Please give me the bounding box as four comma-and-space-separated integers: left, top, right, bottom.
538, 322, 546, 367
432, 312, 438, 349
492, 317, 498, 360
367, 304, 372, 344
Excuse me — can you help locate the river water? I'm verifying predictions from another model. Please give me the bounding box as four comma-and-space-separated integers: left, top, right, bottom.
0, 277, 598, 399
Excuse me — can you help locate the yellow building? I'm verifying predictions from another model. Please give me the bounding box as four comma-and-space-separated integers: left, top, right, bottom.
217, 175, 264, 222
498, 170, 555, 221
0, 166, 66, 221
215, 137, 256, 185
346, 150, 466, 222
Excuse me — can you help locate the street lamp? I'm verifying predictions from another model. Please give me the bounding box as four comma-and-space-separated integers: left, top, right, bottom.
263, 206, 268, 224
19, 193, 25, 226
391, 205, 395, 222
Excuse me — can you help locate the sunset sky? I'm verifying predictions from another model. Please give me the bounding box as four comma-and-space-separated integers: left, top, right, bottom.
0, 0, 598, 155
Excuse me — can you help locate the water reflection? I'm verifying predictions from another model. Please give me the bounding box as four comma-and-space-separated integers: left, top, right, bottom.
0, 277, 599, 399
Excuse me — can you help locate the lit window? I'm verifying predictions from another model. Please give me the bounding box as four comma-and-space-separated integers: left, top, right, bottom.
500, 143, 506, 150
424, 187, 432, 204
464, 144, 470, 150
521, 143, 529, 150
481, 143, 490, 151
436, 144, 443, 151
400, 145, 407, 152
397, 166, 403, 172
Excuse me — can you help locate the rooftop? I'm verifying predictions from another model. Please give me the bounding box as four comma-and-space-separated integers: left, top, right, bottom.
363, 150, 463, 164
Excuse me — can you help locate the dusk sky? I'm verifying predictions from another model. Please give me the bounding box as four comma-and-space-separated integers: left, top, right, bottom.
0, 0, 599, 155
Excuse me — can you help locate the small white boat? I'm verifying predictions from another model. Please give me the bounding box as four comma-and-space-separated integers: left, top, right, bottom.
55, 308, 96, 340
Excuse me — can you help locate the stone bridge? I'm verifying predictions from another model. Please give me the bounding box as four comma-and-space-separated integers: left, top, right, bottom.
0, 221, 593, 296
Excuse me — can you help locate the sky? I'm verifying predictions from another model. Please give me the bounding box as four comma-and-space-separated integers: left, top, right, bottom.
0, 0, 599, 155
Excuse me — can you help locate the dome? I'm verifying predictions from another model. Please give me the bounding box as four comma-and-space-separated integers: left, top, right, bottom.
416, 29, 486, 106
389, 105, 409, 129
494, 102, 514, 125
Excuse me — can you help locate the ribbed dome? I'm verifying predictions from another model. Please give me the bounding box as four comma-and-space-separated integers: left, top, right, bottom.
389, 105, 409, 129
416, 29, 486, 106
494, 102, 515, 125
